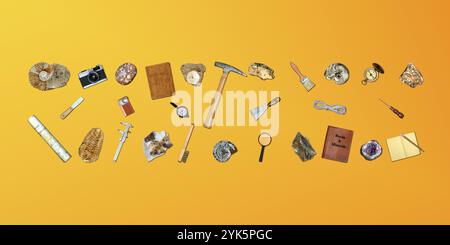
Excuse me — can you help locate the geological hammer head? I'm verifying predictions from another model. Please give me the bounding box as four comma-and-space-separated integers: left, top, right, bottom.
215, 62, 247, 77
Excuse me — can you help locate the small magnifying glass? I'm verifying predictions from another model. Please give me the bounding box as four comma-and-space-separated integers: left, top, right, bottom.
258, 132, 272, 163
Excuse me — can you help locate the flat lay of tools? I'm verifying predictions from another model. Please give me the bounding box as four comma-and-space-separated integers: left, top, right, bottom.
28, 60, 424, 164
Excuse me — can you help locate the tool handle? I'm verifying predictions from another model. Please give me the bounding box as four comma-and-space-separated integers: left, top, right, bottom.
178, 124, 195, 162
390, 107, 405, 119
267, 97, 281, 107
60, 107, 74, 119
259, 146, 265, 163
170, 102, 178, 108
290, 62, 305, 79
204, 72, 228, 129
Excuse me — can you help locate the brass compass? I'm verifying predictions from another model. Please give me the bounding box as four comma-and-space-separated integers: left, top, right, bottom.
361, 63, 384, 85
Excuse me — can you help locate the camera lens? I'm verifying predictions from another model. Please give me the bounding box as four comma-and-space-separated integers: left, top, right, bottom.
88, 72, 99, 82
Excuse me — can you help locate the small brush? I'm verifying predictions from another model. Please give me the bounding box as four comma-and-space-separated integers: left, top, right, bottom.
178, 124, 195, 163
290, 62, 315, 92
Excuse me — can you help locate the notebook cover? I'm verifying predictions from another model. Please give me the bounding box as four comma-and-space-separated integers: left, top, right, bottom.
145, 62, 175, 100
321, 126, 354, 163
386, 132, 420, 161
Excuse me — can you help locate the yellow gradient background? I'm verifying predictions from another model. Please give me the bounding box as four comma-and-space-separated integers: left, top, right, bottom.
1, 0, 450, 224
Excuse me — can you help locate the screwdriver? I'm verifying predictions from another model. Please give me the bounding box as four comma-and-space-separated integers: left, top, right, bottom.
379, 99, 404, 119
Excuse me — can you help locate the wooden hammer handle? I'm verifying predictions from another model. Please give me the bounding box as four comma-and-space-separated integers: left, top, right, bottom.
204, 72, 228, 129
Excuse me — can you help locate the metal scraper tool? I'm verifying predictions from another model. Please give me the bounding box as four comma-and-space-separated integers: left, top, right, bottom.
250, 97, 281, 121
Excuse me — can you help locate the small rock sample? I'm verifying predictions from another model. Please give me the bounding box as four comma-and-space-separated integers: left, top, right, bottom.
180, 63, 206, 86
292, 132, 316, 161
324, 63, 350, 85
29, 62, 70, 91
213, 141, 238, 163
143, 131, 173, 162
115, 63, 137, 85
360, 140, 382, 161
400, 63, 424, 88
78, 128, 104, 163
248, 63, 275, 80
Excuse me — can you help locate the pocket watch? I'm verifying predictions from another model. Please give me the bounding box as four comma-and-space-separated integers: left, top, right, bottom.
361, 63, 384, 85
170, 102, 189, 118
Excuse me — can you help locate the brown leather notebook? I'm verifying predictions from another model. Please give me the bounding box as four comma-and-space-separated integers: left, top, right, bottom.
145, 62, 175, 100
322, 126, 354, 163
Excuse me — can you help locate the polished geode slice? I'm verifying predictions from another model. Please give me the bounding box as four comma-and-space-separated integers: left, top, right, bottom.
360, 140, 382, 161
115, 63, 137, 85
292, 132, 316, 162
213, 141, 237, 163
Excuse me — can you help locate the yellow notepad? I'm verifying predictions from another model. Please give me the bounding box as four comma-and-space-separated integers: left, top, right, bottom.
386, 132, 421, 161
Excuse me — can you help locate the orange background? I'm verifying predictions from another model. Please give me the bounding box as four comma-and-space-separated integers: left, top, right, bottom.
1, 0, 450, 224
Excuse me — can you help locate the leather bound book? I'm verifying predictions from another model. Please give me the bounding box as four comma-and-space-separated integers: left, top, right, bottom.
145, 62, 175, 100
322, 126, 354, 163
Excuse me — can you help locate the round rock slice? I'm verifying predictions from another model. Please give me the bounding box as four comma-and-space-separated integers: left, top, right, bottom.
213, 141, 238, 163
181, 63, 206, 86
360, 140, 382, 161
78, 128, 104, 163
29, 62, 70, 91
115, 63, 137, 85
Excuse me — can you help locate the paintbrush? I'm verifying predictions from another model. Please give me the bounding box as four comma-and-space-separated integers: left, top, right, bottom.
290, 62, 315, 91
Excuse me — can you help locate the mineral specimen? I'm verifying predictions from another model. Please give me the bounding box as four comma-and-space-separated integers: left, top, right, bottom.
248, 63, 275, 80
360, 140, 382, 161
143, 131, 173, 162
291, 132, 316, 162
115, 63, 137, 85
324, 63, 350, 85
78, 128, 104, 163
400, 63, 424, 88
180, 63, 206, 86
29, 62, 70, 91
213, 141, 238, 163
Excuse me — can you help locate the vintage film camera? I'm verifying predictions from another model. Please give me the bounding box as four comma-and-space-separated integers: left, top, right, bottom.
78, 65, 107, 89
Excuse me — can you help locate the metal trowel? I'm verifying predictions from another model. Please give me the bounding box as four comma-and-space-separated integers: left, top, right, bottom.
250, 97, 281, 121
